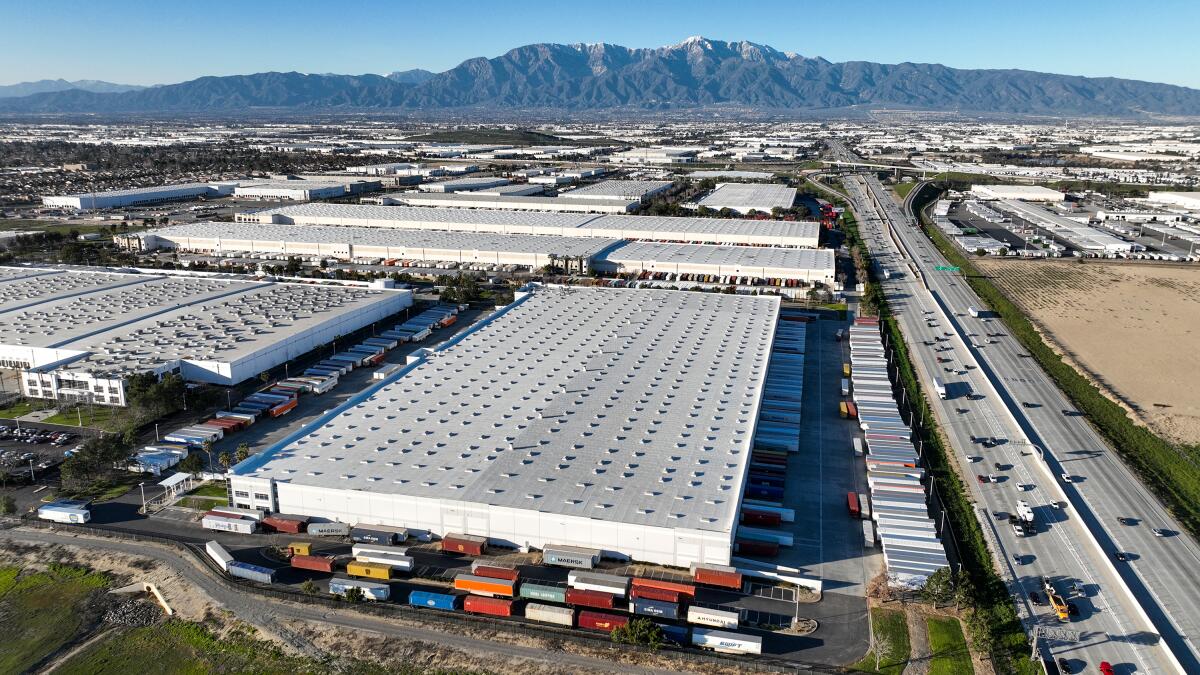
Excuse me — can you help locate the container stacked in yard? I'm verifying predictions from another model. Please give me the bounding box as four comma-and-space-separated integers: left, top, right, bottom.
741, 508, 782, 526
351, 545, 414, 571
373, 363, 403, 380
470, 561, 519, 581
464, 595, 514, 617
566, 588, 617, 609
630, 585, 683, 604
633, 598, 681, 620
441, 533, 487, 555
290, 554, 335, 573
261, 514, 308, 533
202, 512, 256, 534
205, 541, 234, 573
346, 561, 392, 580
752, 320, 805, 454
351, 525, 410, 545
849, 318, 949, 587
329, 577, 390, 601
630, 577, 695, 598
227, 561, 275, 584
525, 603, 575, 627
659, 623, 692, 646
687, 606, 740, 629
519, 582, 567, 604
567, 570, 629, 598
691, 564, 743, 590
733, 540, 778, 557
306, 522, 351, 537
577, 610, 629, 633
454, 574, 516, 598
691, 628, 763, 655
288, 542, 312, 556
541, 545, 601, 569
409, 590, 460, 611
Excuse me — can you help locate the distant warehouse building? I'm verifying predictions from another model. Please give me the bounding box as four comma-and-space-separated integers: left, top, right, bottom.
1146, 191, 1200, 212
372, 191, 640, 214
0, 266, 411, 406
419, 176, 511, 193
230, 285, 781, 567
692, 183, 797, 215
968, 185, 1065, 202
595, 243, 835, 285
42, 182, 238, 210
236, 203, 821, 248
234, 181, 355, 201
559, 180, 673, 203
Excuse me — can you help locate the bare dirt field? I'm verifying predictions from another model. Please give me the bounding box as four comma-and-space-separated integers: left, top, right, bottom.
977, 259, 1200, 445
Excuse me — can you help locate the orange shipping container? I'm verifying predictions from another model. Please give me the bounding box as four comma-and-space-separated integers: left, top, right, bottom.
453, 574, 516, 598
630, 577, 696, 598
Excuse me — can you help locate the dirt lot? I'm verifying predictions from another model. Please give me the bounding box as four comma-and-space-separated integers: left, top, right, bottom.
977, 259, 1200, 445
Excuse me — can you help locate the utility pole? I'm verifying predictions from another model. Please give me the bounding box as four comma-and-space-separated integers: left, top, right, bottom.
138, 482, 147, 514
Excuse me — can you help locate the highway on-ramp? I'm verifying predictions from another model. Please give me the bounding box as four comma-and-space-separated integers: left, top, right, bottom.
829, 141, 1198, 674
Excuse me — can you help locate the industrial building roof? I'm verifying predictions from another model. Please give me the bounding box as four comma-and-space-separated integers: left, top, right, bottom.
695, 183, 797, 213
382, 192, 639, 213
0, 267, 404, 376
238, 286, 780, 533
45, 182, 227, 200
246, 203, 821, 248
144, 221, 622, 259
969, 185, 1065, 202
602, 242, 835, 271
560, 180, 672, 200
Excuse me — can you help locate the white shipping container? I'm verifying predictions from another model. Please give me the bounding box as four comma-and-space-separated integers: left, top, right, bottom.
691, 628, 762, 655
205, 540, 234, 572
209, 505, 265, 522
567, 570, 629, 597
525, 602, 575, 627
202, 515, 255, 534
687, 606, 740, 629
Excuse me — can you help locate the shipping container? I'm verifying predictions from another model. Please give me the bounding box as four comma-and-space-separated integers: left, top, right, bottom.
541, 545, 600, 569
847, 492, 861, 518
205, 540, 233, 572
691, 564, 743, 590
262, 515, 307, 534
633, 598, 680, 620
691, 628, 763, 655
525, 602, 574, 627
470, 563, 519, 582
329, 577, 390, 601
350, 525, 409, 546
687, 606, 740, 629
577, 610, 629, 633
409, 590, 460, 611
227, 561, 275, 584
629, 586, 682, 604
741, 509, 782, 527
441, 533, 487, 555
211, 505, 265, 521
519, 582, 567, 604
202, 514, 255, 534
658, 623, 691, 646
734, 539, 779, 557
373, 364, 403, 381
353, 551, 414, 572
454, 574, 516, 598
290, 554, 335, 573
464, 595, 514, 617
630, 577, 695, 598
346, 561, 392, 580
568, 571, 629, 597
839, 401, 848, 419
307, 522, 351, 537
566, 588, 616, 609
269, 399, 298, 417
288, 542, 311, 556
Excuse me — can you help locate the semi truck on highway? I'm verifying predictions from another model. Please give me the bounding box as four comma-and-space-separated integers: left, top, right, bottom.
1011, 500, 1036, 536
968, 306, 980, 318
934, 377, 947, 400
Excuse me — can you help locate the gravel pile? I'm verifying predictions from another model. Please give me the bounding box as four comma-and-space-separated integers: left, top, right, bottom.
104, 599, 161, 627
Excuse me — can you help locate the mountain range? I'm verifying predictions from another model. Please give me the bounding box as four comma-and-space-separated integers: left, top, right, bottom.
0, 79, 145, 98
2, 37, 1198, 117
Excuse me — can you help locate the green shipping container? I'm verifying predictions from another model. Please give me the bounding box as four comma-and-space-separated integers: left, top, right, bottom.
520, 582, 567, 604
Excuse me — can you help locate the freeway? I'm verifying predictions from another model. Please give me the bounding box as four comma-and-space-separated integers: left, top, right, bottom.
829, 141, 1198, 674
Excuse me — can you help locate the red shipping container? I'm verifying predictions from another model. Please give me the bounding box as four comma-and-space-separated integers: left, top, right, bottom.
630, 586, 682, 604
566, 588, 616, 609
472, 565, 519, 582
442, 535, 486, 556
847, 492, 861, 518
693, 567, 743, 590
751, 453, 787, 466
290, 554, 334, 573
735, 540, 779, 557
846, 402, 859, 419
464, 595, 513, 617
262, 516, 306, 534
741, 510, 783, 527
203, 510, 245, 520
578, 610, 629, 633
630, 577, 695, 598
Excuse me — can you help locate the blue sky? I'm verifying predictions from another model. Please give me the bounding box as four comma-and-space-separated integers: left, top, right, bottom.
4, 0, 1198, 89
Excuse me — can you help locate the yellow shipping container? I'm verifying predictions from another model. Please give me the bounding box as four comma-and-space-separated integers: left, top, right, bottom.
288, 542, 311, 556
843, 363, 851, 377
839, 401, 849, 419
347, 560, 392, 580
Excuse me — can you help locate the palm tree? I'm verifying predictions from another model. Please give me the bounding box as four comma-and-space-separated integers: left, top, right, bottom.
218, 452, 232, 471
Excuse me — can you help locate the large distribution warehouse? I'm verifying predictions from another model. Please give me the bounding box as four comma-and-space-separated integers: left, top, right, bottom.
693, 183, 798, 215
237, 203, 821, 248
376, 191, 641, 214
0, 267, 411, 406
595, 243, 836, 285
42, 182, 238, 210
231, 285, 781, 567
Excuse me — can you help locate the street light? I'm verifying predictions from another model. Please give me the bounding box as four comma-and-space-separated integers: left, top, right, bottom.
29, 457, 35, 482
138, 482, 146, 514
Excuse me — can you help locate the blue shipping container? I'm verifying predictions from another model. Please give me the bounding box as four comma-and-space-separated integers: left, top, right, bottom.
633, 598, 680, 620
658, 623, 691, 646
409, 590, 459, 611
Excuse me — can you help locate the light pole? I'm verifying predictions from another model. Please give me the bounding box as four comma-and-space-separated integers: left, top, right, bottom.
226, 389, 232, 409
138, 482, 146, 514
29, 457, 35, 482
154, 423, 160, 442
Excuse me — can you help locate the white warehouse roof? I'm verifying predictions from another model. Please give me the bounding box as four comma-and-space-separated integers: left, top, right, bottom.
597, 242, 835, 284
234, 285, 778, 536
560, 180, 673, 201
969, 185, 1065, 202
695, 183, 797, 214
379, 192, 639, 214
241, 203, 820, 248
